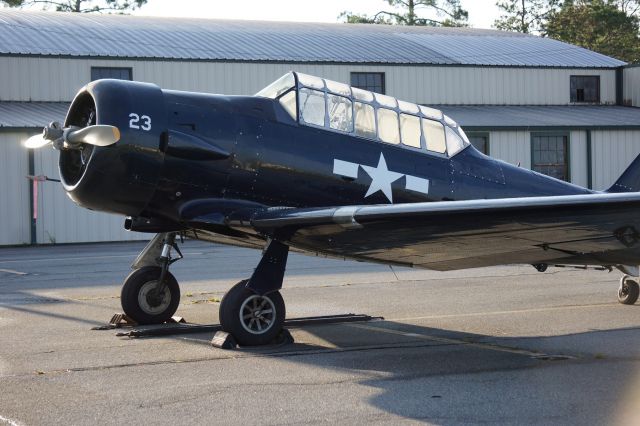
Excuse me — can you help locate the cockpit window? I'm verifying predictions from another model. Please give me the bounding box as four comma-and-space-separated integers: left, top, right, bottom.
256, 72, 471, 158
398, 100, 420, 114
255, 73, 295, 99
377, 108, 400, 145
352, 87, 374, 102
326, 80, 351, 97
422, 119, 446, 154
400, 113, 421, 148
354, 102, 376, 139
443, 114, 458, 128
328, 94, 353, 133
375, 93, 397, 109
278, 90, 297, 120
420, 105, 443, 120
299, 88, 325, 127
458, 126, 471, 145
298, 73, 324, 90
445, 126, 465, 156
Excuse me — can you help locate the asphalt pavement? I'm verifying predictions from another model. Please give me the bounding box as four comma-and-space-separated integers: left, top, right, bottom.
0, 240, 639, 425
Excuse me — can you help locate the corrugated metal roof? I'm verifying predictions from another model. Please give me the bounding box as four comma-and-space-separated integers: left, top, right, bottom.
0, 102, 69, 128
438, 105, 640, 128
2, 101, 640, 130
0, 10, 625, 68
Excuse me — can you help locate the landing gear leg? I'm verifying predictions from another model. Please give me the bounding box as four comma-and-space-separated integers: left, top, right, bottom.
219, 240, 289, 346
618, 275, 639, 305
121, 233, 184, 324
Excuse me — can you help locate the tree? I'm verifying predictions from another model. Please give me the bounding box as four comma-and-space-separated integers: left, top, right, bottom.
1, 0, 147, 13
339, 0, 469, 27
546, 0, 640, 62
494, 0, 563, 34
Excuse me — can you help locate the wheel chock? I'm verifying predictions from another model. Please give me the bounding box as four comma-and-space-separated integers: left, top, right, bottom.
91, 313, 138, 330
211, 331, 237, 349
92, 313, 186, 331
272, 328, 294, 345
211, 328, 294, 350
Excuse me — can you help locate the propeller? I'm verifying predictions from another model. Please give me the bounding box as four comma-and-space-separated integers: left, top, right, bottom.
24, 122, 120, 150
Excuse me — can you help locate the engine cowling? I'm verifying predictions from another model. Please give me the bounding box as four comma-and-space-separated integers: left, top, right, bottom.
60, 79, 166, 216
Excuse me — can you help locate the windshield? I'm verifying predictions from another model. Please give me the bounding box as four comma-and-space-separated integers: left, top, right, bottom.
255, 73, 295, 99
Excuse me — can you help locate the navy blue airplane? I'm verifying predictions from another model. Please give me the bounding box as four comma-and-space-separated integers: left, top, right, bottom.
26, 72, 640, 345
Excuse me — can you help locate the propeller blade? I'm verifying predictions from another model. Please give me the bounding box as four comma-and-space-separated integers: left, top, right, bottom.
24, 134, 51, 149
66, 125, 120, 147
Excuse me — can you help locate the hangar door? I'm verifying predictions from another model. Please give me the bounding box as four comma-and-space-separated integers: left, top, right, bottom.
0, 131, 31, 245
33, 145, 148, 244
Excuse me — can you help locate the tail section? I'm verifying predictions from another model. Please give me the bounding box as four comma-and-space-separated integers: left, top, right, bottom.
607, 153, 640, 193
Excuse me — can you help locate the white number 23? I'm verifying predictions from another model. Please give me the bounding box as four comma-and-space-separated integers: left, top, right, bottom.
129, 113, 151, 131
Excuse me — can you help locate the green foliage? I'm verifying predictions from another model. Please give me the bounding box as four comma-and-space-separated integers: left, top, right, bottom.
339, 0, 468, 27
1, 0, 147, 13
494, 0, 563, 34
546, 0, 640, 62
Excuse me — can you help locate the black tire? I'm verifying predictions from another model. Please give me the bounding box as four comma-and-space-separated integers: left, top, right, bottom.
618, 277, 639, 305
219, 280, 285, 346
121, 266, 180, 324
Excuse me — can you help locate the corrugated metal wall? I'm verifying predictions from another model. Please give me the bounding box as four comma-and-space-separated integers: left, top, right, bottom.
488, 130, 588, 187
623, 66, 640, 106
488, 130, 531, 168
591, 130, 640, 190
0, 129, 147, 245
0, 131, 32, 245
0, 57, 617, 105
569, 130, 589, 187
32, 145, 148, 244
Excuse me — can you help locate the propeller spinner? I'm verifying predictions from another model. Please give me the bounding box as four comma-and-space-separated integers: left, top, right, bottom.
24, 121, 120, 150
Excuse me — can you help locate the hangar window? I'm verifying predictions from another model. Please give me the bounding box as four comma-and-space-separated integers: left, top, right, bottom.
400, 114, 421, 148
570, 76, 600, 103
532, 134, 568, 181
422, 119, 446, 154
91, 67, 132, 81
466, 132, 489, 155
377, 108, 400, 144
351, 72, 385, 94
354, 102, 376, 139
328, 94, 353, 132
299, 88, 326, 127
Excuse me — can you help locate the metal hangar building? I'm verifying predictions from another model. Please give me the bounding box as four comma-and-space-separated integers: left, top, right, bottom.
2, 10, 640, 245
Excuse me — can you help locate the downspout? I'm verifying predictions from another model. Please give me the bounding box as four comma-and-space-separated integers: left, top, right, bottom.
28, 150, 36, 244
586, 129, 592, 190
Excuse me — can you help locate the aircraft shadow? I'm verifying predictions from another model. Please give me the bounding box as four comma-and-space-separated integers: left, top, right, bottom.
171, 316, 639, 424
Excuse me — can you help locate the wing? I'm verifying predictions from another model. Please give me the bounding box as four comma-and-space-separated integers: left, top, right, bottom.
240, 192, 640, 271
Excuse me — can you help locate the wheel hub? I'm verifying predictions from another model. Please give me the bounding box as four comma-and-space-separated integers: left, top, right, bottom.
138, 281, 171, 315
239, 295, 276, 335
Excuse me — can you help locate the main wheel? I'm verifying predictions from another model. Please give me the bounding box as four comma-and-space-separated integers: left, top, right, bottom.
121, 266, 181, 324
618, 276, 639, 305
219, 280, 285, 346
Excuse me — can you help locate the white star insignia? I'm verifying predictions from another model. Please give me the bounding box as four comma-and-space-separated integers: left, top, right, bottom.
361, 153, 403, 203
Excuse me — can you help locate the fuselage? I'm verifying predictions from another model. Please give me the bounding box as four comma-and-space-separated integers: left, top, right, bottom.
58, 76, 593, 239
